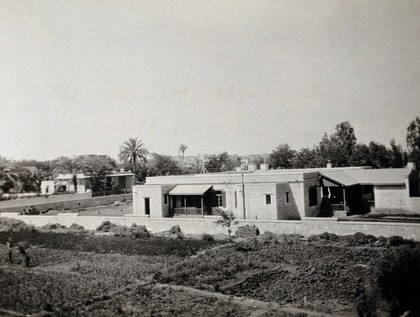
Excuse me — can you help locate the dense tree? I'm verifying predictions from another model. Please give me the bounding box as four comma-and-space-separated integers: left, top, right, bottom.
16, 160, 55, 192
350, 143, 371, 167
119, 138, 149, 184
147, 153, 181, 176
389, 139, 406, 168
0, 157, 18, 194
367, 141, 391, 168
319, 121, 357, 167
293, 146, 321, 168
206, 152, 236, 173
268, 144, 296, 169
54, 156, 84, 192
81, 156, 117, 192
407, 116, 420, 166
16, 168, 39, 193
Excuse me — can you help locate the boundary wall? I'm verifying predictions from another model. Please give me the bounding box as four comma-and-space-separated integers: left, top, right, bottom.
1, 213, 419, 241
0, 193, 92, 208
0, 194, 132, 214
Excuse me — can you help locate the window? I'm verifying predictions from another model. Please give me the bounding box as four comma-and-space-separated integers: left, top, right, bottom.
234, 191, 237, 208
163, 194, 168, 205
216, 194, 223, 207
45, 186, 49, 194
285, 192, 289, 203
265, 194, 271, 205
309, 187, 318, 206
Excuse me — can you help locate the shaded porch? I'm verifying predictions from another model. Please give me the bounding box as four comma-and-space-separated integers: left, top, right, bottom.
168, 185, 220, 217
320, 174, 372, 215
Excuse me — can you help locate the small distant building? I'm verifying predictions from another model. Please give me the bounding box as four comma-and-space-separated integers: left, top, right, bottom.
41, 170, 134, 194
132, 164, 420, 219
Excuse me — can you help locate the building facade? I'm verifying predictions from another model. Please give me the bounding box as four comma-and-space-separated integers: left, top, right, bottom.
133, 164, 420, 219
133, 169, 327, 220
41, 171, 134, 195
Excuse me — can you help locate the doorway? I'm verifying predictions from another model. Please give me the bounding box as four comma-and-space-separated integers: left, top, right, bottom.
144, 198, 150, 215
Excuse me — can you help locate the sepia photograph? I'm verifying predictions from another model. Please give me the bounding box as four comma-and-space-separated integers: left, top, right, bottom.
1, 1, 419, 316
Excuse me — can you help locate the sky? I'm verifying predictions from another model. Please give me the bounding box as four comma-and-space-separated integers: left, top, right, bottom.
1, 0, 419, 161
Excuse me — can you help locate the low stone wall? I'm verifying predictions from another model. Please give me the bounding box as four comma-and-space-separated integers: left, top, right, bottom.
0, 194, 132, 214
1, 213, 419, 240
0, 193, 92, 208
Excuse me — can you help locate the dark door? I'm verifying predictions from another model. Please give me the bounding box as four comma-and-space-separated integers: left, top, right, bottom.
144, 198, 150, 215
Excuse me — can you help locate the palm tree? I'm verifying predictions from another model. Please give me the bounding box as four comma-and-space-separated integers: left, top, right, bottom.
119, 138, 149, 184
0, 158, 18, 194
179, 144, 188, 165
54, 156, 84, 193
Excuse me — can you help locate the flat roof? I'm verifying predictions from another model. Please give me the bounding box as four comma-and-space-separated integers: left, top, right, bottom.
320, 168, 410, 186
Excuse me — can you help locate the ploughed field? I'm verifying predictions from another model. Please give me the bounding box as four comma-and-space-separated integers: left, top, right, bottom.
0, 231, 419, 316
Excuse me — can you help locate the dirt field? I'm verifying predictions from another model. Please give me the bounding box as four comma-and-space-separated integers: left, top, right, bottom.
0, 230, 419, 317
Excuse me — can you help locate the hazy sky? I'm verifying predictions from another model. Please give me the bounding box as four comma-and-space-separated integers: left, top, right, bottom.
1, 0, 419, 160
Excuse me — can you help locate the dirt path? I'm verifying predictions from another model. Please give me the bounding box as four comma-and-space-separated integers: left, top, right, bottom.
151, 282, 346, 317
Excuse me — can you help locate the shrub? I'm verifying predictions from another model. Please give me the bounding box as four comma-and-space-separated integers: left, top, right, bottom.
201, 233, 214, 242
112, 225, 131, 236
129, 224, 150, 239
308, 232, 339, 242
69, 223, 84, 230
0, 217, 37, 232
96, 221, 117, 232
235, 225, 260, 239
358, 245, 420, 316
344, 232, 377, 246
95, 221, 150, 238
42, 223, 66, 230
214, 208, 238, 240
21, 206, 40, 215
161, 225, 184, 239
388, 235, 416, 247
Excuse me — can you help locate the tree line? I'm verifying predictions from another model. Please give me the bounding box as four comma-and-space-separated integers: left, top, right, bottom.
1, 117, 419, 194
268, 121, 408, 170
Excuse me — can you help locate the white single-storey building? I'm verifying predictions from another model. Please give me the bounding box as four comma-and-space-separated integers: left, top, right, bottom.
132, 163, 420, 220
41, 171, 134, 195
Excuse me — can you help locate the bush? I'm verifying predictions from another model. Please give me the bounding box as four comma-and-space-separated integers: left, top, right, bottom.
308, 232, 339, 242
235, 225, 260, 239
69, 223, 84, 230
161, 225, 183, 239
388, 235, 416, 247
96, 221, 117, 233
95, 221, 150, 238
112, 225, 131, 236
256, 231, 280, 243
344, 232, 377, 246
42, 223, 66, 230
201, 233, 214, 242
129, 224, 150, 239
358, 245, 420, 316
0, 217, 37, 232
21, 206, 40, 215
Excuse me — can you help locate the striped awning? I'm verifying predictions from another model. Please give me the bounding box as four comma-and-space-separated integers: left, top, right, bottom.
168, 184, 213, 196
